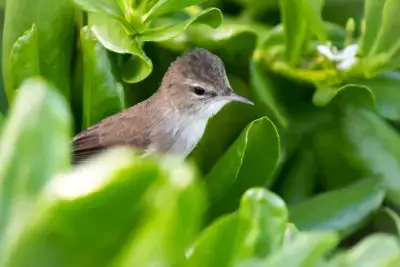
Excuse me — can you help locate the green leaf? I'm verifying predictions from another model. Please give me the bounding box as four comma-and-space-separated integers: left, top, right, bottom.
206, 117, 280, 220
355, 71, 400, 121
289, 178, 385, 237
110, 160, 206, 267
313, 84, 371, 107
238, 188, 288, 259
8, 24, 40, 101
384, 208, 400, 238
0, 78, 71, 249
279, 0, 307, 64
2, 0, 75, 102
80, 26, 125, 128
328, 234, 400, 267
279, 149, 316, 204
250, 54, 288, 127
361, 0, 386, 56
262, 232, 339, 267
1, 148, 160, 267
73, 0, 124, 21
369, 0, 400, 57
186, 213, 247, 267
89, 13, 153, 83
143, 0, 208, 21
139, 7, 222, 42
299, 0, 327, 42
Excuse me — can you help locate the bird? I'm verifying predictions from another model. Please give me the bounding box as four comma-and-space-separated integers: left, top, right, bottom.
72, 48, 253, 164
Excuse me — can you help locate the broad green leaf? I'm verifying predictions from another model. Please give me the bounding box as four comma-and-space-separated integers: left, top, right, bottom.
299, 0, 327, 42
206, 117, 280, 220
355, 71, 400, 121
313, 84, 370, 107
139, 7, 222, 42
1, 148, 160, 267
73, 0, 124, 21
250, 54, 288, 127
328, 234, 400, 267
289, 178, 385, 237
89, 13, 152, 83
8, 24, 40, 101
279, 149, 316, 204
110, 160, 206, 267
0, 78, 71, 249
370, 0, 400, 56
361, 0, 386, 56
186, 213, 247, 267
143, 0, 208, 21
262, 232, 339, 267
2, 0, 75, 101
336, 106, 400, 206
279, 0, 307, 64
80, 26, 125, 128
238, 188, 288, 259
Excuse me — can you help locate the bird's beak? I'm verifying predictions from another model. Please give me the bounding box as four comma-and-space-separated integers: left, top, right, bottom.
224, 91, 254, 105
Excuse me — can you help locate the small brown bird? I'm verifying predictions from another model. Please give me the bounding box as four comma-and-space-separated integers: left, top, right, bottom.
72, 48, 253, 164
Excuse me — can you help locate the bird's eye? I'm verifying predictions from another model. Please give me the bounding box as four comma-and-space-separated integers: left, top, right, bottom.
192, 86, 205, 96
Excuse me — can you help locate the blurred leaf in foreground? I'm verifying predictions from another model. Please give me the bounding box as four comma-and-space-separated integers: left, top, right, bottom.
1, 148, 161, 267
111, 158, 206, 267
0, 78, 71, 251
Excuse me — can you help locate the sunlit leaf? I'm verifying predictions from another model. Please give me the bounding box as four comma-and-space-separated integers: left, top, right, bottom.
262, 232, 339, 267
0, 78, 71, 249
1, 148, 160, 267
89, 13, 152, 83
139, 7, 222, 42
111, 160, 206, 267
143, 0, 208, 21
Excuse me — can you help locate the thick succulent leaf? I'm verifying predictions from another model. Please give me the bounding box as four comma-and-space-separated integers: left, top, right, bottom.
250, 55, 288, 127
139, 7, 222, 42
2, 0, 75, 101
369, 0, 400, 56
143, 0, 208, 21
206, 117, 280, 220
110, 160, 206, 267
186, 213, 247, 267
237, 188, 288, 259
361, 0, 386, 56
1, 148, 161, 267
80, 26, 125, 128
279, 0, 307, 64
89, 13, 153, 83
328, 234, 400, 267
289, 178, 385, 237
0, 78, 71, 249
299, 0, 327, 42
313, 84, 370, 107
262, 232, 339, 267
355, 71, 400, 121
8, 25, 40, 100
73, 0, 124, 20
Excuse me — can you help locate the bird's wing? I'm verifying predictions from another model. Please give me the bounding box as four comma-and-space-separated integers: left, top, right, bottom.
72, 110, 152, 164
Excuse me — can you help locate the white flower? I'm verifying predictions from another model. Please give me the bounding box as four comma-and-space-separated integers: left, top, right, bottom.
317, 43, 359, 71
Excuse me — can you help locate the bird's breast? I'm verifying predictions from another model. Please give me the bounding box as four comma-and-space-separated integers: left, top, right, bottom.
163, 117, 208, 158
